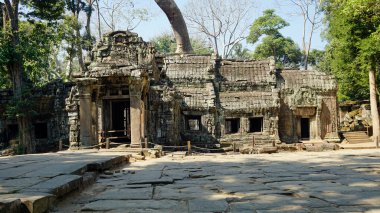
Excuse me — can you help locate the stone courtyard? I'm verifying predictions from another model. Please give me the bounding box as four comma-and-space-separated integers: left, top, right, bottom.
53, 149, 380, 213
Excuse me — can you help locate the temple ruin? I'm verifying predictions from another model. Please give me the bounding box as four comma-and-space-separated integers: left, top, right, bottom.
0, 31, 339, 151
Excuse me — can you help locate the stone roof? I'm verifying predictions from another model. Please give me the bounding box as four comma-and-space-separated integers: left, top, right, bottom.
220, 91, 278, 111
278, 70, 337, 91
219, 59, 276, 84
176, 83, 216, 109
163, 55, 214, 81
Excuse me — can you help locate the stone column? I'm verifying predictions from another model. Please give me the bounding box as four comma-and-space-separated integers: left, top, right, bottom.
315, 97, 322, 140
315, 108, 322, 140
77, 78, 97, 147
130, 81, 142, 148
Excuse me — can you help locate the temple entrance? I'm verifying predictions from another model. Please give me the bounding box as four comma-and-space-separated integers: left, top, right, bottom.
301, 118, 310, 139
109, 100, 131, 143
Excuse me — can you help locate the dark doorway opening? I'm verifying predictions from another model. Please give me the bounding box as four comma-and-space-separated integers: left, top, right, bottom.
111, 100, 131, 143
225, 118, 240, 134
301, 118, 310, 139
249, 117, 263, 132
35, 123, 48, 139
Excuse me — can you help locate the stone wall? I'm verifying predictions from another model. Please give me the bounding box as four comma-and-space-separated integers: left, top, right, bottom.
0, 80, 73, 152
277, 70, 338, 143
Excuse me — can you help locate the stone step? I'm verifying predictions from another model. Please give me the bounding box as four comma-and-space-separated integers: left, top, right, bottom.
0, 154, 128, 213
343, 131, 372, 144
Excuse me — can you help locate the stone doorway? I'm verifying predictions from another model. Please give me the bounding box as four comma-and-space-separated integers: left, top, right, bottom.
301, 118, 310, 139
108, 100, 131, 144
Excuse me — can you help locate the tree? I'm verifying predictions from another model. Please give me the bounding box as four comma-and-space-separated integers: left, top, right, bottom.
65, 0, 87, 73
155, 0, 193, 54
307, 49, 324, 68
150, 33, 212, 55
324, 0, 380, 141
229, 43, 251, 60
0, 0, 65, 153
184, 0, 253, 59
96, 0, 149, 34
247, 9, 302, 68
253, 36, 302, 68
288, 0, 324, 70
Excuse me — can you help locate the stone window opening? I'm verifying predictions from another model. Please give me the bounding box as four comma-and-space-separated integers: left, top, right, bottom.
35, 123, 48, 139
249, 117, 263, 133
225, 118, 240, 134
186, 115, 201, 131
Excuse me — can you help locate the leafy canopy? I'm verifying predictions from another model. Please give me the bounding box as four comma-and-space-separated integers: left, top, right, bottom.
324, 0, 380, 100
247, 9, 301, 68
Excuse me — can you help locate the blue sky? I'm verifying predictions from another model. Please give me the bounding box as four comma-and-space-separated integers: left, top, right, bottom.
133, 0, 326, 51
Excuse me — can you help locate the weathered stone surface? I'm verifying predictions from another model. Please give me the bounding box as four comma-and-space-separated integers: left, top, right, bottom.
82, 200, 187, 212
26, 175, 82, 197
188, 198, 228, 213
0, 197, 22, 213
94, 187, 153, 200
19, 193, 55, 213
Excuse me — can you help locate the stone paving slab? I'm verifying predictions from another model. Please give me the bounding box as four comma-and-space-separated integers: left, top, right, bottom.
0, 151, 128, 213
54, 149, 380, 212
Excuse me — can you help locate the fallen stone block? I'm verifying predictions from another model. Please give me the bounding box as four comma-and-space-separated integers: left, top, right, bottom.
0, 197, 22, 213
19, 193, 55, 213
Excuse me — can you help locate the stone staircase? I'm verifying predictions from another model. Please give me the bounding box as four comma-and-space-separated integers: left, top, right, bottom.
342, 131, 372, 144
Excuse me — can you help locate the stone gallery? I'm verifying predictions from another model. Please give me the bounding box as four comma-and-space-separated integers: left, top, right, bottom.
0, 31, 339, 151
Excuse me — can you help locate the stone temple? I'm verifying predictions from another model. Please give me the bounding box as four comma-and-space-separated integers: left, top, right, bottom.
0, 31, 339, 151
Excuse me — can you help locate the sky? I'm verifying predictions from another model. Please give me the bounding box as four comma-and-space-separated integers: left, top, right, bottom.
132, 0, 327, 51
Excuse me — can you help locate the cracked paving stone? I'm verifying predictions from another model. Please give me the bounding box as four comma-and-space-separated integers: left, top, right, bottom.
82, 199, 187, 212
188, 198, 228, 213
93, 187, 153, 200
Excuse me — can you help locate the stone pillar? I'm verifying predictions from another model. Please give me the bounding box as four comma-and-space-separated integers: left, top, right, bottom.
140, 97, 145, 140
79, 87, 92, 147
77, 78, 97, 147
97, 98, 103, 145
315, 98, 322, 140
315, 108, 322, 140
65, 86, 80, 149
130, 82, 142, 148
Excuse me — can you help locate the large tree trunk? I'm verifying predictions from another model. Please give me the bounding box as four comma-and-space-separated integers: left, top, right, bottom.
75, 0, 87, 72
155, 0, 193, 54
85, 0, 94, 59
369, 68, 380, 143
4, 0, 34, 153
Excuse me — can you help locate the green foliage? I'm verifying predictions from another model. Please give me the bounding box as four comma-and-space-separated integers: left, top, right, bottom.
324, 0, 380, 101
0, 21, 63, 88
5, 88, 37, 119
150, 33, 176, 54
18, 22, 62, 86
248, 9, 301, 68
228, 43, 251, 60
24, 0, 66, 22
253, 36, 302, 68
247, 9, 289, 44
308, 49, 325, 67
151, 33, 213, 55
0, 31, 13, 89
